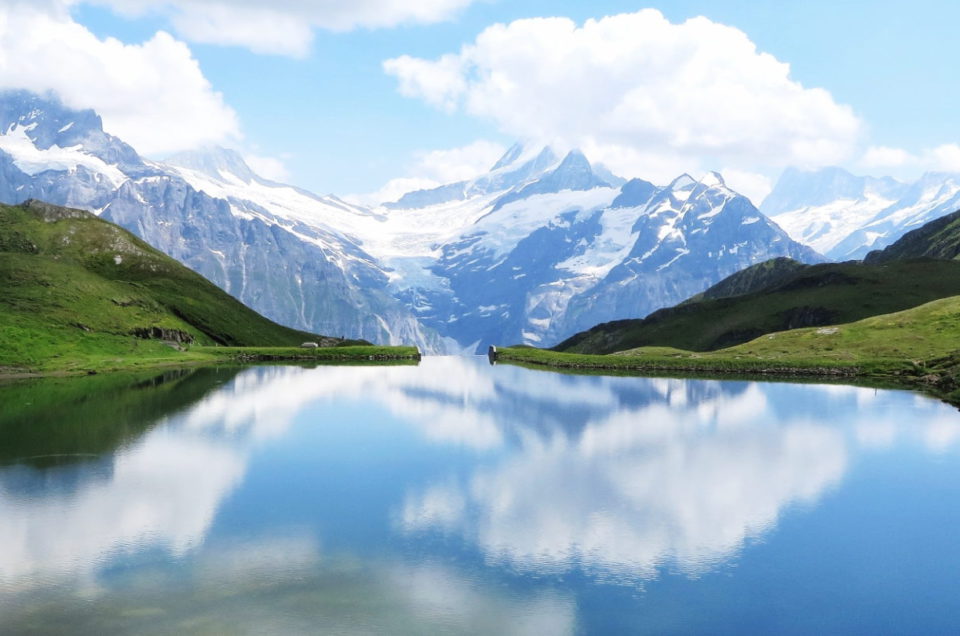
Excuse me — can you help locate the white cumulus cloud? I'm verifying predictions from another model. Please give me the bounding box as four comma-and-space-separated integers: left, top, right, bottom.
857, 143, 960, 175
860, 145, 916, 169
82, 0, 478, 57
928, 143, 960, 173
0, 2, 240, 155
384, 10, 863, 183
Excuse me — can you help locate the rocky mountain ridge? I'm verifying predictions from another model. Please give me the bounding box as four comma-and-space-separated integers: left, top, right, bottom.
0, 90, 827, 352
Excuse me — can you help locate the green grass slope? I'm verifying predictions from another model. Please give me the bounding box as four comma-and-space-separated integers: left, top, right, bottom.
715, 295, 960, 363
680, 257, 808, 304
499, 295, 960, 403
557, 259, 960, 354
865, 209, 960, 263
0, 200, 369, 372
557, 208, 960, 356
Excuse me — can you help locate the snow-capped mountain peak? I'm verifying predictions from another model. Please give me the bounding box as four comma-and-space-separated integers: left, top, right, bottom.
668, 173, 697, 190
0, 91, 447, 351
0, 90, 148, 180
163, 146, 257, 185
384, 143, 562, 210
551, 149, 605, 187
487, 147, 612, 212
487, 143, 556, 175
0, 90, 105, 151
0, 122, 127, 188
0, 90, 826, 354
761, 166, 904, 217
759, 165, 960, 259
610, 178, 656, 209
699, 171, 726, 188
489, 142, 525, 171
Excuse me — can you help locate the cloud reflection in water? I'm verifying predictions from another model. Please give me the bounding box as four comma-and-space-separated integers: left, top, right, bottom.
400, 375, 848, 581
1, 357, 959, 605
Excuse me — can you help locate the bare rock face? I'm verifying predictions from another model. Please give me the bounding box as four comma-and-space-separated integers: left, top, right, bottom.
130, 327, 195, 344
23, 199, 94, 222
779, 306, 839, 330
0, 91, 826, 353
0, 91, 445, 352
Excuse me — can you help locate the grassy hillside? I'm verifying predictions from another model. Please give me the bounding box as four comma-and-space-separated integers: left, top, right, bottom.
557, 208, 960, 356
557, 259, 960, 354
681, 257, 808, 304
0, 200, 374, 373
498, 295, 960, 403
865, 209, 960, 263
633, 295, 960, 363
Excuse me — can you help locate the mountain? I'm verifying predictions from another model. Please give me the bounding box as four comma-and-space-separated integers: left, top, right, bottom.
557, 210, 960, 354
0, 90, 444, 351
762, 166, 960, 260
0, 200, 357, 371
421, 166, 818, 346
158, 136, 821, 353
681, 257, 808, 304
0, 91, 822, 353
383, 144, 560, 209
380, 157, 820, 351
864, 209, 960, 263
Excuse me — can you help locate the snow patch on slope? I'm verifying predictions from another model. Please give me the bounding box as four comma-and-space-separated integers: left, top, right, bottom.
771, 193, 899, 254
0, 124, 126, 188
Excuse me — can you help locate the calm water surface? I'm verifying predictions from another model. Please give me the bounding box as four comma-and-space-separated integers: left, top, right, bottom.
2, 357, 960, 634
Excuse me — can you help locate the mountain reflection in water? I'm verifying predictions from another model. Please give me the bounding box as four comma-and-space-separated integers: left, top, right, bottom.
1, 357, 959, 634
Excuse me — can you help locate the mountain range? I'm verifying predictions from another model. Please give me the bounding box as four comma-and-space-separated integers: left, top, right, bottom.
2, 90, 958, 353
556, 208, 960, 355
762, 166, 960, 260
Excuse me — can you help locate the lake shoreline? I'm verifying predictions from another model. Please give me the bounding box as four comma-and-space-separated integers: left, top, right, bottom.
0, 345, 422, 380
493, 347, 960, 407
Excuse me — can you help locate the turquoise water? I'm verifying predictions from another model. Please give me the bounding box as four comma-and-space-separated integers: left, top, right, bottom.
2, 357, 960, 634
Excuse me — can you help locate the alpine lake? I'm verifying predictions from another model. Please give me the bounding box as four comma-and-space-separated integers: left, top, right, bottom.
2, 356, 960, 635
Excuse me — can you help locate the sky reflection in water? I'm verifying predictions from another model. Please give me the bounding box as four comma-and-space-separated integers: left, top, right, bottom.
1, 357, 960, 634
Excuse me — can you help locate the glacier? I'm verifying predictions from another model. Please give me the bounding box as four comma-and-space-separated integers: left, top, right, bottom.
0, 91, 831, 353
762, 166, 960, 260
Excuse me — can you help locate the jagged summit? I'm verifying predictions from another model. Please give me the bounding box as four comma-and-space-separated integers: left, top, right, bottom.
385, 144, 562, 209
164, 146, 258, 184
0, 90, 828, 353
488, 148, 613, 212
0, 89, 148, 178
0, 90, 443, 352
489, 142, 525, 171
523, 148, 611, 192
761, 166, 904, 216
668, 173, 697, 190
553, 149, 597, 182
611, 178, 657, 208
0, 90, 104, 149
700, 171, 726, 188
761, 164, 960, 259
386, 145, 624, 210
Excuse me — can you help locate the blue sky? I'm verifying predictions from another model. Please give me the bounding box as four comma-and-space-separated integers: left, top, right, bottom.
11, 0, 960, 202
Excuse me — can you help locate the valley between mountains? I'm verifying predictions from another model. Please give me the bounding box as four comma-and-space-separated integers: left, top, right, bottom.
4, 89, 960, 388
